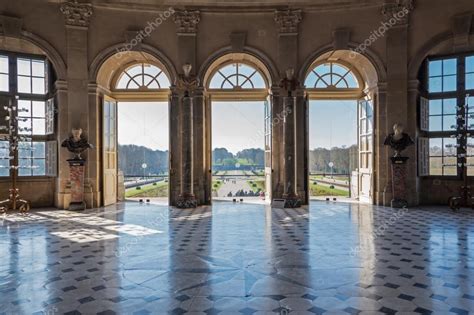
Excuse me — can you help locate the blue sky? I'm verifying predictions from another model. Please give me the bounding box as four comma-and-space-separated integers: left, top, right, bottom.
212, 101, 265, 154
118, 100, 357, 153
118, 102, 169, 151
309, 100, 358, 149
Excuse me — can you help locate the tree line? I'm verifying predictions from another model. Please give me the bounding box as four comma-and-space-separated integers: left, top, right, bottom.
309, 145, 358, 174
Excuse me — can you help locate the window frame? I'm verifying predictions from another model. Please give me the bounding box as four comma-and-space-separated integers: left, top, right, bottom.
0, 50, 56, 179
206, 61, 269, 101
420, 51, 474, 178
305, 60, 365, 100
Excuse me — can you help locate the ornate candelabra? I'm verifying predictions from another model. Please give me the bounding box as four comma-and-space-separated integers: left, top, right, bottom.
0, 97, 31, 214
448, 94, 473, 210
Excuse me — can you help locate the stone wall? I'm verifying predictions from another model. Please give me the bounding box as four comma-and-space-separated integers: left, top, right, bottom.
0, 0, 473, 207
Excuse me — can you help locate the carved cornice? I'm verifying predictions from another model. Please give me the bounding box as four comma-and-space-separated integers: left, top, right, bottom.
60, 1, 93, 27
173, 10, 200, 34
381, 0, 414, 25
274, 9, 302, 34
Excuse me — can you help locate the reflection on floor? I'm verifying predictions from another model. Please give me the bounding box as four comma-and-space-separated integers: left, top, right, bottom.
1, 202, 474, 314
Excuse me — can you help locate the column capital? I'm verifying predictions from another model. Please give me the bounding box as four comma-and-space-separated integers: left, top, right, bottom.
60, 1, 93, 28
381, 0, 414, 26
173, 10, 200, 34
274, 9, 302, 34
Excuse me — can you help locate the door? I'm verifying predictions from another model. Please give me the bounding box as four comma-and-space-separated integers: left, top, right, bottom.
264, 99, 272, 202
103, 97, 118, 206
358, 99, 374, 203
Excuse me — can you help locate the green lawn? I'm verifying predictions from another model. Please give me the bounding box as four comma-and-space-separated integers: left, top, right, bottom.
248, 180, 265, 193
309, 183, 349, 197
126, 181, 168, 198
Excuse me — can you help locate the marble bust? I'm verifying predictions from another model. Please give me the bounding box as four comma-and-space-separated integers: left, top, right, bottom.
61, 128, 93, 160
384, 123, 414, 157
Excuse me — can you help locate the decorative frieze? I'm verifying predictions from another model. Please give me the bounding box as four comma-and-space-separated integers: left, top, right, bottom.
381, 0, 414, 25
173, 10, 200, 34
60, 1, 93, 27
274, 9, 302, 34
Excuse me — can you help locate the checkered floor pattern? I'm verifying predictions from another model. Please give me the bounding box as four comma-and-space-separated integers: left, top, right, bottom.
0, 201, 473, 314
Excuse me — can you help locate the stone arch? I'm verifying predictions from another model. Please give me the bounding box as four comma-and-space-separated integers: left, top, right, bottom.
408, 32, 474, 80
198, 46, 279, 89
0, 30, 67, 80
299, 43, 386, 89
89, 43, 177, 90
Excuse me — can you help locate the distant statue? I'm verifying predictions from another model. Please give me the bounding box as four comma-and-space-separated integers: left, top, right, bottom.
384, 123, 414, 157
61, 128, 93, 160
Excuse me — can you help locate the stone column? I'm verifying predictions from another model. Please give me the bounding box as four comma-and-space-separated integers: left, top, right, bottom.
282, 95, 301, 208
274, 9, 303, 206
169, 90, 181, 206
177, 93, 197, 208
381, 0, 415, 206
60, 1, 97, 208
173, 10, 201, 208
54, 80, 70, 208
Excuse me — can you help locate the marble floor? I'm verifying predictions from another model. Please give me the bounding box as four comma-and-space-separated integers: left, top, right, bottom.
1, 201, 474, 315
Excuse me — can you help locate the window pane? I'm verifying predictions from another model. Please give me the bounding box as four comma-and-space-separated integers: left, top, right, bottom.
0, 55, 8, 73
429, 157, 442, 175
444, 138, 457, 156
443, 158, 457, 175
467, 138, 474, 156
18, 159, 32, 176
467, 56, 474, 73
18, 118, 31, 135
429, 99, 442, 115
17, 76, 31, 93
429, 77, 442, 93
18, 100, 31, 117
466, 73, 474, 90
19, 142, 33, 158
429, 60, 442, 77
32, 77, 45, 94
443, 75, 457, 92
17, 59, 31, 76
0, 158, 9, 176
32, 101, 45, 117
429, 116, 442, 131
0, 73, 8, 92
0, 141, 9, 157
429, 138, 443, 156
31, 60, 45, 77
32, 118, 46, 135
443, 59, 457, 75
443, 98, 457, 114
33, 142, 45, 158
443, 115, 456, 131
467, 157, 474, 176
33, 159, 46, 176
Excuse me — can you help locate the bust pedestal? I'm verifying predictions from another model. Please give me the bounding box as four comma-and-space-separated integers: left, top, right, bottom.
67, 159, 86, 211
390, 156, 409, 208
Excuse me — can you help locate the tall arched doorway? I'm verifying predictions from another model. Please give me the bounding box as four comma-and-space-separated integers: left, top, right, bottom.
203, 53, 273, 204
94, 51, 172, 206
303, 50, 379, 204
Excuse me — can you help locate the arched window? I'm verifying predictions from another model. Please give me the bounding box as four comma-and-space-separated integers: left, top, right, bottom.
305, 62, 360, 89
209, 62, 266, 89
115, 63, 170, 90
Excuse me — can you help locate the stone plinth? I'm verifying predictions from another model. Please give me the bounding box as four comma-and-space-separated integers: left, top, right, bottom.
67, 159, 86, 211
390, 156, 409, 208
